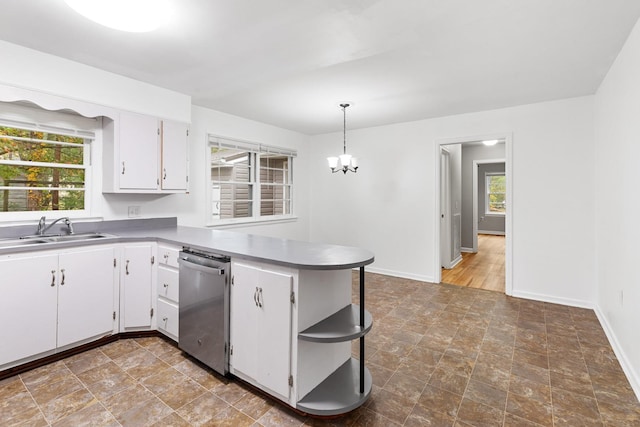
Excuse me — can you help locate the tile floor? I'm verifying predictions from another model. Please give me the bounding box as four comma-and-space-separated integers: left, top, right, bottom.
1, 272, 639, 426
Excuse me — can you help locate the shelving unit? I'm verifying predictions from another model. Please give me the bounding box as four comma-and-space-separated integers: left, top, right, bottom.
296, 266, 372, 416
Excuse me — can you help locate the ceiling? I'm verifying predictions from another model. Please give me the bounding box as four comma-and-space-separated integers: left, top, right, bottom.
1, 1, 639, 135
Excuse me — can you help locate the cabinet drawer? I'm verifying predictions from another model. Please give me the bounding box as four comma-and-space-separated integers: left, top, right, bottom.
158, 266, 179, 302
157, 299, 179, 340
159, 244, 180, 268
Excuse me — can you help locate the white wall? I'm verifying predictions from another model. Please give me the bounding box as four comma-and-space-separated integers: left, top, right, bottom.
594, 16, 640, 398
309, 96, 596, 307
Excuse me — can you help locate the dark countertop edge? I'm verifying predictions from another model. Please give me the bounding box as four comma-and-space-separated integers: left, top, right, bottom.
0, 224, 375, 271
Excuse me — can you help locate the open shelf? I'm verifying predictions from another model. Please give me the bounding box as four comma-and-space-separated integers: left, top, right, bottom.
298, 304, 372, 343
296, 357, 372, 416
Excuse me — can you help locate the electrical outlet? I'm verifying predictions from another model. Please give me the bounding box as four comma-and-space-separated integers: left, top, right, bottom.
127, 206, 141, 218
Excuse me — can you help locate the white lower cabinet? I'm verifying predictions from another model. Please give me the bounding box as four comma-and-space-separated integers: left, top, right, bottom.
230, 260, 294, 401
0, 246, 117, 369
120, 244, 155, 331
157, 243, 180, 341
57, 247, 118, 348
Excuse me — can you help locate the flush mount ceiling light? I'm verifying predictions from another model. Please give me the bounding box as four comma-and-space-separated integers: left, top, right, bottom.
64, 0, 169, 32
327, 104, 358, 174
482, 139, 500, 146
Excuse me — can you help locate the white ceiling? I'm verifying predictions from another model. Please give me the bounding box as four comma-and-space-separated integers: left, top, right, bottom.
1, 0, 639, 134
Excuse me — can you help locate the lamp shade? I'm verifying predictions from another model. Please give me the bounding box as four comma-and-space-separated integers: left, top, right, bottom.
339, 154, 352, 167
327, 157, 339, 169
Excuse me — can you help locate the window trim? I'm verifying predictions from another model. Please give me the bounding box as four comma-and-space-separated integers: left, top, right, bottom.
484, 172, 506, 216
207, 134, 296, 226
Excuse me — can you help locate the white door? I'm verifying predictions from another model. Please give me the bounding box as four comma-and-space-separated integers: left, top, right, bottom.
57, 247, 116, 347
440, 147, 452, 268
119, 112, 159, 190
230, 262, 260, 380
0, 253, 58, 366
161, 120, 189, 191
122, 245, 153, 329
257, 268, 292, 399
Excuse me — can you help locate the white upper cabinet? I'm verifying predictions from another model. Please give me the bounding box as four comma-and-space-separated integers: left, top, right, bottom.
103, 112, 188, 193
118, 112, 160, 191
161, 120, 189, 191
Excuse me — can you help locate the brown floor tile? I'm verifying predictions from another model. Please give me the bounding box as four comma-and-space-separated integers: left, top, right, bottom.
506, 391, 552, 426
366, 388, 415, 425
456, 398, 504, 427
256, 404, 307, 427
176, 392, 229, 425
417, 384, 463, 418
464, 379, 507, 411
383, 372, 426, 402
404, 404, 455, 426
52, 401, 119, 427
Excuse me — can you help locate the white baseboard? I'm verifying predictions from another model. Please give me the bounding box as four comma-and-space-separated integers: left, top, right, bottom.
363, 266, 435, 284
449, 255, 462, 269
594, 306, 640, 402
478, 230, 506, 236
510, 290, 594, 309
461, 247, 474, 253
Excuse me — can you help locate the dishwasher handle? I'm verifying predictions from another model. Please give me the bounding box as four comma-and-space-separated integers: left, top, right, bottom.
179, 255, 226, 275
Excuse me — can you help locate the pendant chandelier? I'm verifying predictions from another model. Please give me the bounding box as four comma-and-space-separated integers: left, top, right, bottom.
327, 104, 358, 174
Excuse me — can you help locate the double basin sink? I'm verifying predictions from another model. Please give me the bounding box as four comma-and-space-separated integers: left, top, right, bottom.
0, 233, 115, 249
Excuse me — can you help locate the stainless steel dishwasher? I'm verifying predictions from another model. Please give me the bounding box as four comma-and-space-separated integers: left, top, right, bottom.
178, 249, 230, 375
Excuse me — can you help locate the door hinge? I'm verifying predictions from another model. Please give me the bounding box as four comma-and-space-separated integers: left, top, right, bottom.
150, 308, 154, 318
288, 375, 293, 387
157, 128, 160, 135
231, 276, 234, 285
186, 175, 189, 183
113, 311, 116, 320
290, 291, 295, 304
113, 258, 116, 268
230, 345, 233, 355
151, 256, 155, 265
186, 129, 189, 137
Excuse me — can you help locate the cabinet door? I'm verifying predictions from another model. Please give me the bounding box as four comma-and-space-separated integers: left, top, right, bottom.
257, 268, 293, 399
122, 245, 154, 329
161, 120, 189, 191
119, 112, 159, 190
0, 254, 58, 366
57, 247, 116, 348
230, 262, 260, 380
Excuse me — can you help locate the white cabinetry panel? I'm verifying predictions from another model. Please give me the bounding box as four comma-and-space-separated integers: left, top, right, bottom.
121, 244, 154, 330
230, 260, 293, 400
57, 247, 116, 348
0, 253, 58, 366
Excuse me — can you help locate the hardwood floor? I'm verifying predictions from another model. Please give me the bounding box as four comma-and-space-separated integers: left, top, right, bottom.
441, 234, 505, 292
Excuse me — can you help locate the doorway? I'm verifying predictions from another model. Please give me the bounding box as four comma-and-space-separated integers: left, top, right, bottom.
435, 134, 512, 295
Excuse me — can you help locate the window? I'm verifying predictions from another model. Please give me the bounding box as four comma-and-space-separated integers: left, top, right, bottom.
0, 105, 95, 214
209, 135, 294, 223
485, 173, 506, 214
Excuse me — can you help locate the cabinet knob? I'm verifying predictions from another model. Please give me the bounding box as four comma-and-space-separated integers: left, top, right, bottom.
163, 283, 168, 288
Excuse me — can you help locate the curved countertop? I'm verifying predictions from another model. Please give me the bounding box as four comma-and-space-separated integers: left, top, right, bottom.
0, 223, 375, 271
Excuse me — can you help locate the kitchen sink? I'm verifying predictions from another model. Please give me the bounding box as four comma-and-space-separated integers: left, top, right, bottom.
43, 233, 114, 242
0, 233, 115, 249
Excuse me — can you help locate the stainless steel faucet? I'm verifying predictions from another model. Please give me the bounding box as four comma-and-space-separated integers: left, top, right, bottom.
36, 216, 74, 235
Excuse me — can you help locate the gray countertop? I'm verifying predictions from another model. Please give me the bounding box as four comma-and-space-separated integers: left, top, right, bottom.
0, 219, 374, 270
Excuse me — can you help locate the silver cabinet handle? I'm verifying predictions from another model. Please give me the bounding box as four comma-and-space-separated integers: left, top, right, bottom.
60, 269, 66, 286
163, 283, 168, 288
122, 161, 125, 174
163, 168, 167, 180
50, 270, 56, 287
125, 260, 130, 275
162, 317, 168, 322
254, 287, 258, 306
258, 287, 263, 307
